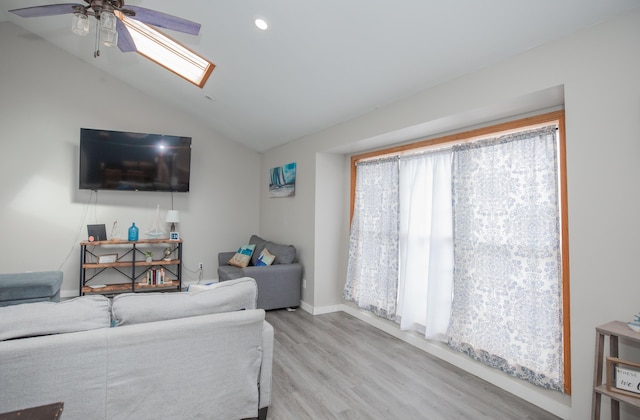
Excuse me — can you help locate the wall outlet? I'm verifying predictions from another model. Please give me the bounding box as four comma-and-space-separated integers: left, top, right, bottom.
198, 262, 204, 270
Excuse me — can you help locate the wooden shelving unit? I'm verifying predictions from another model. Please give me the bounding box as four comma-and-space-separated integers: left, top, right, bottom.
592, 321, 640, 420
79, 239, 182, 296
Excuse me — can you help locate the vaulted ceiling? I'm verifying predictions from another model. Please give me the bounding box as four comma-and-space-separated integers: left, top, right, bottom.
2, 1, 639, 152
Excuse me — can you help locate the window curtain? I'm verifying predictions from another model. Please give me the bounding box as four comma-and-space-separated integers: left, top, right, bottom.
397, 151, 454, 341
448, 126, 563, 390
344, 157, 400, 321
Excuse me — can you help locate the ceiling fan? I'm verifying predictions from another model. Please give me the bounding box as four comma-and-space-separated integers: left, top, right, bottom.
8, 0, 214, 87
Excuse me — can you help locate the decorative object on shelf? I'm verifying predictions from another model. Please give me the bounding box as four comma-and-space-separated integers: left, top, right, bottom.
163, 247, 172, 261
97, 254, 118, 264
607, 357, 640, 398
87, 224, 107, 242
110, 220, 120, 240
628, 313, 640, 332
166, 210, 180, 241
144, 267, 167, 285
128, 222, 139, 241
144, 251, 153, 263
146, 205, 167, 239
269, 162, 296, 198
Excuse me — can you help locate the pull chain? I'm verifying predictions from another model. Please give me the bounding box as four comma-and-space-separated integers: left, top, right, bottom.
93, 17, 101, 58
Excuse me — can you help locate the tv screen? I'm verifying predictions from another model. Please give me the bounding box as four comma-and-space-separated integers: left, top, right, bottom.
79, 128, 192, 192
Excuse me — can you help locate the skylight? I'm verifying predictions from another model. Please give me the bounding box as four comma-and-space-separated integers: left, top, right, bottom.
116, 12, 214, 88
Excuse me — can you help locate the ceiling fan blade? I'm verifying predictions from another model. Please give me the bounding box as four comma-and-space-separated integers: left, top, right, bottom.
124, 6, 201, 36
116, 19, 136, 52
9, 3, 82, 18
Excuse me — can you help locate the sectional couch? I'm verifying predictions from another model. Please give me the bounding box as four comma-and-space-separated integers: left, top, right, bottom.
0, 277, 272, 420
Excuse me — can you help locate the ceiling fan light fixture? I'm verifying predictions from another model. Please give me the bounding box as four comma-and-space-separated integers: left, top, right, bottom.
100, 10, 118, 47
71, 12, 89, 36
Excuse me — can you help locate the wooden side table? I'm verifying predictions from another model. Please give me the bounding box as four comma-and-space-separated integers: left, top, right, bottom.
592, 321, 640, 420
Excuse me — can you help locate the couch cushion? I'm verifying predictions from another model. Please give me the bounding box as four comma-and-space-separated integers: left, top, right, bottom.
228, 244, 256, 268
111, 277, 258, 326
249, 234, 267, 266
249, 235, 296, 265
256, 248, 276, 266
265, 241, 296, 264
218, 265, 244, 281
0, 295, 111, 341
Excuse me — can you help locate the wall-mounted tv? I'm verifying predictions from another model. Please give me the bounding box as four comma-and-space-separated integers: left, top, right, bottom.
79, 128, 192, 192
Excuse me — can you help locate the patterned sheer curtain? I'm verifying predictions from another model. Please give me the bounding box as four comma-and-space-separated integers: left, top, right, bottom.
448, 126, 563, 390
344, 157, 400, 321
397, 150, 454, 341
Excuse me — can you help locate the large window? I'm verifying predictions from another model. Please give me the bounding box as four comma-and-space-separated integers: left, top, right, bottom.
345, 111, 570, 393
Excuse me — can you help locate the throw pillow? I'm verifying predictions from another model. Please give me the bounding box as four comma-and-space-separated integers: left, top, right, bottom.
228, 244, 256, 268
255, 248, 276, 266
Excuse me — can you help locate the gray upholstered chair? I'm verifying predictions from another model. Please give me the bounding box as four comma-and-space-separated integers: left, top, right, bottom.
0, 271, 63, 307
218, 235, 302, 310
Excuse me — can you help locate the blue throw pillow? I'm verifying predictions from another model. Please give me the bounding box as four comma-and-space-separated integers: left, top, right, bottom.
255, 248, 275, 266
228, 244, 256, 268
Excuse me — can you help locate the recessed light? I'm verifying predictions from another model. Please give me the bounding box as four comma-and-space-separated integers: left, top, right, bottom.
255, 18, 268, 30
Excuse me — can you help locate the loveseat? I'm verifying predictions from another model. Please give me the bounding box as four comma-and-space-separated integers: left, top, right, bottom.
0, 277, 273, 420
218, 235, 302, 310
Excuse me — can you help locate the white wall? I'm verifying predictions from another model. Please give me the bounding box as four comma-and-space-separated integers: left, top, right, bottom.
0, 22, 261, 294
260, 10, 640, 420
259, 141, 316, 304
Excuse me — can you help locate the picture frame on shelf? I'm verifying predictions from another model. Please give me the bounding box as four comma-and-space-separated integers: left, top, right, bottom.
97, 254, 118, 264
170, 231, 180, 241
606, 357, 640, 398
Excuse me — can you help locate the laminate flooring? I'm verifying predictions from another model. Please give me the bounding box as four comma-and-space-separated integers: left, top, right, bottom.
265, 309, 561, 420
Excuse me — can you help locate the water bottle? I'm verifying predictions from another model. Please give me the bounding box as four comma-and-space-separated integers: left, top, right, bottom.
128, 223, 139, 241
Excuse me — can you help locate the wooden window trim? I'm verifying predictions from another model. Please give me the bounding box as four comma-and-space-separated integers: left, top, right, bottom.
350, 110, 571, 394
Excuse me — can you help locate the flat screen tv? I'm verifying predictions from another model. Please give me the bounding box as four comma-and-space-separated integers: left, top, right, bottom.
79, 128, 192, 192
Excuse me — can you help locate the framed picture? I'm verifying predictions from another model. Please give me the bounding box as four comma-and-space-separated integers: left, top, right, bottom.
269, 162, 296, 198
170, 231, 180, 241
606, 357, 640, 398
97, 254, 118, 264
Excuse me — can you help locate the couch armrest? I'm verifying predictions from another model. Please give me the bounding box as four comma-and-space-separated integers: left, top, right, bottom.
218, 251, 236, 267
259, 321, 274, 410
0, 271, 63, 305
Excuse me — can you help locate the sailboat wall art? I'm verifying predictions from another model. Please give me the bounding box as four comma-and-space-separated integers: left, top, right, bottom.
269, 162, 296, 198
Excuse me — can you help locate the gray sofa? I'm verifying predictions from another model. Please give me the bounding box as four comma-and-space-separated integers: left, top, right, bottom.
218, 235, 302, 310
0, 277, 273, 420
0, 271, 63, 307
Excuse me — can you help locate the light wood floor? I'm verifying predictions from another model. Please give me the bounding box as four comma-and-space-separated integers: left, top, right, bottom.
265, 309, 560, 420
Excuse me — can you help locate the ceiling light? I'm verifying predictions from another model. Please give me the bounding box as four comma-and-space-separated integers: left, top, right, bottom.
255, 18, 268, 30
71, 12, 89, 36
100, 11, 118, 47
